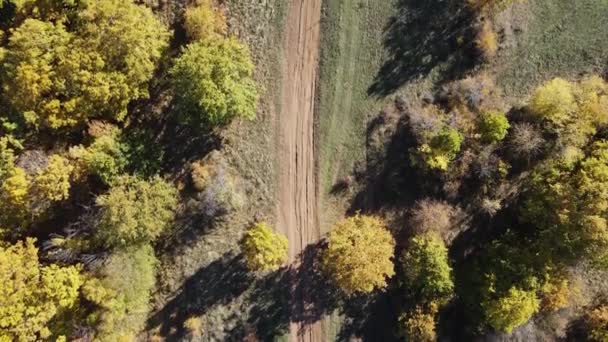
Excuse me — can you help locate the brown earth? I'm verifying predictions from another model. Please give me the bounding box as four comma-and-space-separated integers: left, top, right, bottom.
276, 0, 323, 340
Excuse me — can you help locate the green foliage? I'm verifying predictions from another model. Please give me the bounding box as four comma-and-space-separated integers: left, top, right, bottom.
2, 0, 170, 130
70, 127, 128, 184
402, 232, 454, 304
95, 175, 178, 247
0, 238, 82, 341
482, 286, 539, 333
87, 244, 157, 341
171, 37, 258, 126
322, 214, 395, 295
184, 0, 226, 41
241, 222, 288, 272
414, 127, 463, 171
478, 110, 510, 143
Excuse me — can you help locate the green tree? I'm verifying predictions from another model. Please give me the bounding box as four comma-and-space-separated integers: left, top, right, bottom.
0, 238, 82, 341
322, 214, 395, 295
171, 37, 258, 126
414, 127, 463, 171
84, 244, 157, 341
2, 0, 170, 130
482, 286, 540, 333
69, 127, 127, 185
402, 232, 454, 304
241, 222, 288, 272
478, 110, 510, 143
95, 175, 178, 247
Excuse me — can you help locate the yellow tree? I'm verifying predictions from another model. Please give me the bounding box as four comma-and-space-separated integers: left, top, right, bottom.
322, 214, 395, 295
241, 222, 288, 272
0, 238, 82, 341
482, 286, 540, 333
184, 0, 227, 41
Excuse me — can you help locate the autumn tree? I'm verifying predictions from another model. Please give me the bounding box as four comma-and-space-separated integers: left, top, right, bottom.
95, 175, 178, 248
402, 232, 454, 305
2, 0, 170, 130
398, 305, 437, 342
241, 222, 288, 272
413, 127, 463, 171
184, 0, 226, 41
482, 286, 540, 333
586, 305, 608, 342
171, 37, 258, 127
322, 214, 395, 295
478, 110, 510, 143
83, 244, 157, 341
0, 238, 82, 341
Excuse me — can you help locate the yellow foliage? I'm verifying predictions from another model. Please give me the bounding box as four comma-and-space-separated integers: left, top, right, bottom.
241, 222, 288, 272
475, 21, 498, 60
0, 167, 29, 209
191, 160, 211, 191
183, 316, 204, 337
32, 155, 73, 202
483, 286, 540, 333
0, 238, 82, 341
184, 0, 227, 41
399, 306, 437, 342
587, 305, 608, 342
541, 277, 570, 312
529, 78, 577, 127
322, 214, 395, 295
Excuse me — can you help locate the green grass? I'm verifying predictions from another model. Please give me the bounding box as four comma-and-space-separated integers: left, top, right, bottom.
496, 0, 608, 98
317, 0, 394, 196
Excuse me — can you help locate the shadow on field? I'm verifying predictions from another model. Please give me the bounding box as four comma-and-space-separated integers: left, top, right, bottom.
368, 0, 476, 97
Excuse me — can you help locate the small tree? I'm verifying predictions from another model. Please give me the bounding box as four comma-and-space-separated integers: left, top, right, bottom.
402, 232, 454, 304
398, 306, 437, 342
322, 214, 395, 295
171, 37, 258, 126
241, 222, 288, 272
69, 127, 127, 185
414, 127, 463, 171
478, 110, 510, 143
95, 175, 178, 248
586, 305, 608, 342
482, 286, 540, 333
0, 238, 82, 341
475, 21, 498, 60
410, 199, 459, 236
184, 0, 226, 41
529, 78, 577, 128
508, 122, 543, 158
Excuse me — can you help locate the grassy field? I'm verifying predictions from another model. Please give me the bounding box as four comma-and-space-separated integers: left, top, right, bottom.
495, 0, 608, 99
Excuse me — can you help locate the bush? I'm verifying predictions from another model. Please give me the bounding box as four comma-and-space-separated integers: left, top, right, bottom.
322, 214, 395, 295
241, 222, 288, 272
410, 199, 458, 236
540, 277, 570, 312
475, 21, 498, 60
29, 154, 73, 216
196, 158, 245, 216
87, 244, 157, 341
0, 238, 83, 341
184, 0, 226, 41
398, 306, 437, 342
529, 78, 577, 128
191, 160, 211, 191
95, 175, 178, 248
171, 37, 258, 126
586, 305, 608, 342
478, 110, 510, 143
482, 286, 540, 333
414, 127, 463, 171
183, 316, 204, 338
402, 233, 454, 304
508, 122, 543, 158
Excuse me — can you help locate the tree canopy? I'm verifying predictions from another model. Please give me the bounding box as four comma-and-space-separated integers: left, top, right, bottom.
241, 222, 288, 272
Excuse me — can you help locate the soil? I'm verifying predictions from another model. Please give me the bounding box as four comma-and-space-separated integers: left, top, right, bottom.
276, 0, 323, 340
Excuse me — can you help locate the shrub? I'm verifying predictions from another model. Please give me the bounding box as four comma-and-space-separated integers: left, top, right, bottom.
540, 277, 570, 312
171, 37, 258, 126
508, 122, 543, 158
414, 127, 463, 171
183, 316, 204, 338
0, 238, 82, 341
88, 244, 157, 341
529, 78, 577, 128
398, 306, 437, 342
31, 154, 72, 202
478, 110, 510, 143
475, 21, 498, 60
197, 160, 245, 216
95, 175, 178, 247
410, 199, 457, 236
322, 214, 395, 295
184, 0, 226, 41
586, 305, 608, 342
482, 286, 540, 333
241, 222, 288, 272
191, 160, 211, 191
402, 233, 454, 304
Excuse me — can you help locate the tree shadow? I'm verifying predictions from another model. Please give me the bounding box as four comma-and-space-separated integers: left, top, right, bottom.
368, 0, 477, 97
147, 252, 254, 340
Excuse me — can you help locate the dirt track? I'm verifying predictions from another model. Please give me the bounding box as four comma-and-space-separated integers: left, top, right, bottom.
276, 0, 322, 340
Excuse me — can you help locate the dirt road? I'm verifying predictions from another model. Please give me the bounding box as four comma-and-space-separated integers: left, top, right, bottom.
276, 0, 322, 340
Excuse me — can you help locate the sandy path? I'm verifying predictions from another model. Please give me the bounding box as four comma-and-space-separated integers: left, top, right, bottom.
276, 0, 322, 340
